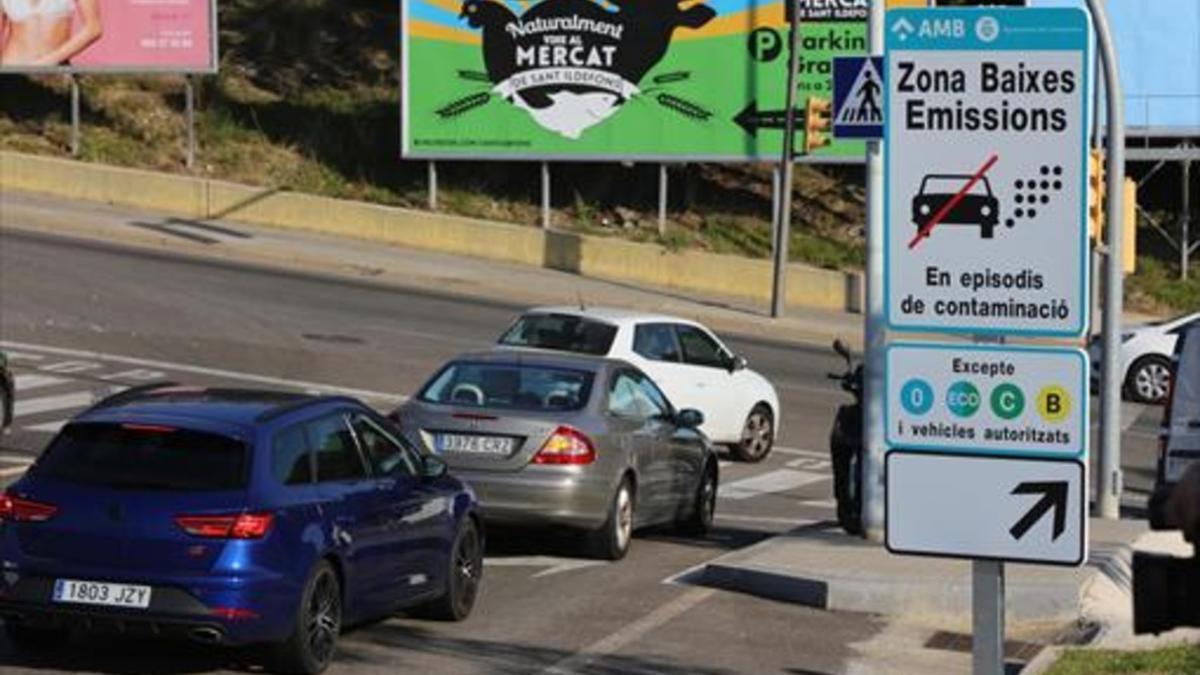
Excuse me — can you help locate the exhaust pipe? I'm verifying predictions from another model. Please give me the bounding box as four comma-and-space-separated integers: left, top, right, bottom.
189, 627, 223, 645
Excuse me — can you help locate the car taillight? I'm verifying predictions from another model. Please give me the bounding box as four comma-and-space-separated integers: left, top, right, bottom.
0, 492, 58, 523
533, 426, 596, 465
175, 513, 274, 539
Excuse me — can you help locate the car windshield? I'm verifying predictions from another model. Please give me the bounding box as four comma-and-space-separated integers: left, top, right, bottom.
37, 422, 247, 491
419, 362, 594, 412
498, 314, 617, 356
921, 176, 991, 196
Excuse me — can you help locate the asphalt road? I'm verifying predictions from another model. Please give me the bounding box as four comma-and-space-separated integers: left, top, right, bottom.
0, 225, 1164, 674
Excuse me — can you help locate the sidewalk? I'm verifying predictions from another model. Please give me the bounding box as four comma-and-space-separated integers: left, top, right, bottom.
0, 190, 865, 350
687, 519, 1200, 673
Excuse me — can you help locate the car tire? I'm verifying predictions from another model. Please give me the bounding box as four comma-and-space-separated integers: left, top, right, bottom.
272, 560, 341, 675
730, 405, 774, 463
0, 385, 9, 432
1125, 355, 1173, 404
3, 623, 68, 652
587, 478, 634, 561
420, 517, 483, 621
677, 462, 717, 536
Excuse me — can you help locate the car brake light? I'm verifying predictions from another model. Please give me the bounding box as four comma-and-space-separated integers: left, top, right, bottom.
0, 493, 58, 523
533, 426, 596, 465
211, 607, 260, 621
175, 513, 274, 539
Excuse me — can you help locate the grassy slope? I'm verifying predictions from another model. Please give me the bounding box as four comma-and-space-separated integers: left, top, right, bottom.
1045, 644, 1200, 675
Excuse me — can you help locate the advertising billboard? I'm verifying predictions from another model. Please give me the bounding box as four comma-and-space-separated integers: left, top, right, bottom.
0, 0, 217, 73
401, 0, 869, 162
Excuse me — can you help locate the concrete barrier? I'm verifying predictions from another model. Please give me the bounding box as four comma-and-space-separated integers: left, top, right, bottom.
1, 151, 863, 312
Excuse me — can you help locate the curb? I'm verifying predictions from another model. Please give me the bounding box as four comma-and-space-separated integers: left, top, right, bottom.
0, 151, 864, 314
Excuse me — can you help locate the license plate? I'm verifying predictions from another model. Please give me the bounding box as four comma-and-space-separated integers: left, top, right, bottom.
437, 434, 516, 456
53, 579, 152, 609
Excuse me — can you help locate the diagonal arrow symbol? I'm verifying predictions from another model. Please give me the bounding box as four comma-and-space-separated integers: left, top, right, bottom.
1009, 481, 1069, 541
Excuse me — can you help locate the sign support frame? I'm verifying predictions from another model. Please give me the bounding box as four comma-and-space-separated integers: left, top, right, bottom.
69, 74, 81, 158
185, 75, 197, 170
770, 0, 803, 318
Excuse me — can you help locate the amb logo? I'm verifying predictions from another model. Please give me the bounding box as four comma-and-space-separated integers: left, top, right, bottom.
456, 0, 716, 139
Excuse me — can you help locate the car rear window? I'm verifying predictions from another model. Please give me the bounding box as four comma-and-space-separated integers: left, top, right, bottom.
420, 362, 594, 412
497, 314, 617, 356
37, 422, 247, 491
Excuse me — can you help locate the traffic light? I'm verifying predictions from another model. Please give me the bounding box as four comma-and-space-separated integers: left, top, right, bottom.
1123, 177, 1138, 274
1088, 148, 1106, 240
803, 97, 833, 154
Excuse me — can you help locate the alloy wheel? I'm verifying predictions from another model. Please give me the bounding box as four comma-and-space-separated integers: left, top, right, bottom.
740, 410, 773, 459
1135, 361, 1172, 402
305, 570, 341, 669
615, 486, 633, 552
453, 525, 482, 614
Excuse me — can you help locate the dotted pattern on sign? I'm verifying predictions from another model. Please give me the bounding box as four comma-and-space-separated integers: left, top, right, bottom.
1007, 165, 1064, 229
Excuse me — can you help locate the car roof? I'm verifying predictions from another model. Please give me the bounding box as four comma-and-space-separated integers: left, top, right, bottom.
521, 305, 702, 328
74, 385, 354, 429
450, 349, 627, 372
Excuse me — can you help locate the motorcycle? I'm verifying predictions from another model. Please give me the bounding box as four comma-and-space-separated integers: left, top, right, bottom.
829, 339, 864, 535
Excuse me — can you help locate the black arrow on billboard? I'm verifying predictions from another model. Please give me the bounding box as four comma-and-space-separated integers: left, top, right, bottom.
1009, 481, 1069, 541
733, 101, 794, 137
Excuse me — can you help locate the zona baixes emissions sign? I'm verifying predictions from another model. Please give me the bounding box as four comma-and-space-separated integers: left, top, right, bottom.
401, 0, 869, 161
884, 8, 1089, 337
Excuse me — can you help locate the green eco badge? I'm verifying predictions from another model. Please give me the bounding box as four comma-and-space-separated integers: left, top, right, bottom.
990, 383, 1025, 420
946, 381, 981, 418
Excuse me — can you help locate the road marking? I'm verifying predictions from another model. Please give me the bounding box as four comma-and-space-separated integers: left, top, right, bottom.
0, 341, 405, 404
540, 587, 715, 674
772, 446, 828, 459
12, 374, 71, 391
786, 457, 831, 471
13, 392, 96, 418
4, 351, 45, 362
718, 469, 828, 501
715, 513, 822, 526
25, 420, 67, 433
483, 556, 607, 578
0, 454, 34, 466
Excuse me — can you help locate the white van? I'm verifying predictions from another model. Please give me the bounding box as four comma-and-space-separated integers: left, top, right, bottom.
1150, 319, 1200, 527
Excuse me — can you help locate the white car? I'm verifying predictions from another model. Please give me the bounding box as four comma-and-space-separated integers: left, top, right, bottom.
495, 307, 781, 462
1090, 312, 1200, 404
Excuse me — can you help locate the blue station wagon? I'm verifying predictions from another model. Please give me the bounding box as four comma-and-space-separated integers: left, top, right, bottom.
0, 385, 482, 674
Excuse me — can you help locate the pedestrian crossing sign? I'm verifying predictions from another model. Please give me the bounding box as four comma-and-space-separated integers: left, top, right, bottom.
832, 56, 885, 139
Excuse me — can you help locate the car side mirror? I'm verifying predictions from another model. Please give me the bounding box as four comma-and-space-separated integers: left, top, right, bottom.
422, 454, 448, 480
676, 408, 705, 429
729, 355, 748, 373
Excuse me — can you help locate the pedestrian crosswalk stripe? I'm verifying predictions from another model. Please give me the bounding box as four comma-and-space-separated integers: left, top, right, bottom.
14, 392, 96, 418
13, 374, 71, 392
718, 469, 828, 501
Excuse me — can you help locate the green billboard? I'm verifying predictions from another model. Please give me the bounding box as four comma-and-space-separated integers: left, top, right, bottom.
401, 0, 868, 162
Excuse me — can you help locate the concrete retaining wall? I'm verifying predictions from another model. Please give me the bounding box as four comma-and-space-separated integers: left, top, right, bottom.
1, 151, 863, 312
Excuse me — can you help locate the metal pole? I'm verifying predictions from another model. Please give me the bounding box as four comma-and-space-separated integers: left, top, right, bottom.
1088, 0, 1126, 520
861, 0, 886, 542
428, 161, 438, 211
69, 75, 80, 157
770, 0, 802, 318
185, 75, 196, 170
1183, 157, 1191, 280
972, 560, 1006, 675
658, 163, 668, 237
541, 161, 551, 229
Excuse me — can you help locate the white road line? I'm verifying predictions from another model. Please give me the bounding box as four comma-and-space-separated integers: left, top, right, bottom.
540, 587, 715, 674
786, 457, 831, 471
13, 374, 71, 392
484, 556, 607, 578
25, 420, 67, 433
0, 465, 30, 478
772, 446, 828, 459
13, 392, 96, 418
3, 351, 45, 362
718, 469, 829, 501
0, 455, 34, 466
1, 341, 405, 404
715, 513, 821, 526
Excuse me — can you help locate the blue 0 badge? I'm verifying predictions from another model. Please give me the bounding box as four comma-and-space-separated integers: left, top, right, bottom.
900, 378, 935, 416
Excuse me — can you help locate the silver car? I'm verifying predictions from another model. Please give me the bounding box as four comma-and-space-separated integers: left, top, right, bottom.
391, 351, 718, 560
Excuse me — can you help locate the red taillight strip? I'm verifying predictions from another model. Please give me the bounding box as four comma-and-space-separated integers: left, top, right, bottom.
175, 513, 274, 539
0, 493, 58, 523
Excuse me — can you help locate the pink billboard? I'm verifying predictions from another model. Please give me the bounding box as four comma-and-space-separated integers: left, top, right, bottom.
0, 0, 216, 73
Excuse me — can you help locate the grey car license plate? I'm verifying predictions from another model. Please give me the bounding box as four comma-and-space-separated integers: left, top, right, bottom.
437, 434, 516, 456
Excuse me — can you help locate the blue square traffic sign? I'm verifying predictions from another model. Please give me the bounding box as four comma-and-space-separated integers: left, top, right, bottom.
833, 56, 885, 139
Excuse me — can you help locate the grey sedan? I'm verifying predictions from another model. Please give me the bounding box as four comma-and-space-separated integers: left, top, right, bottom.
391, 351, 718, 560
